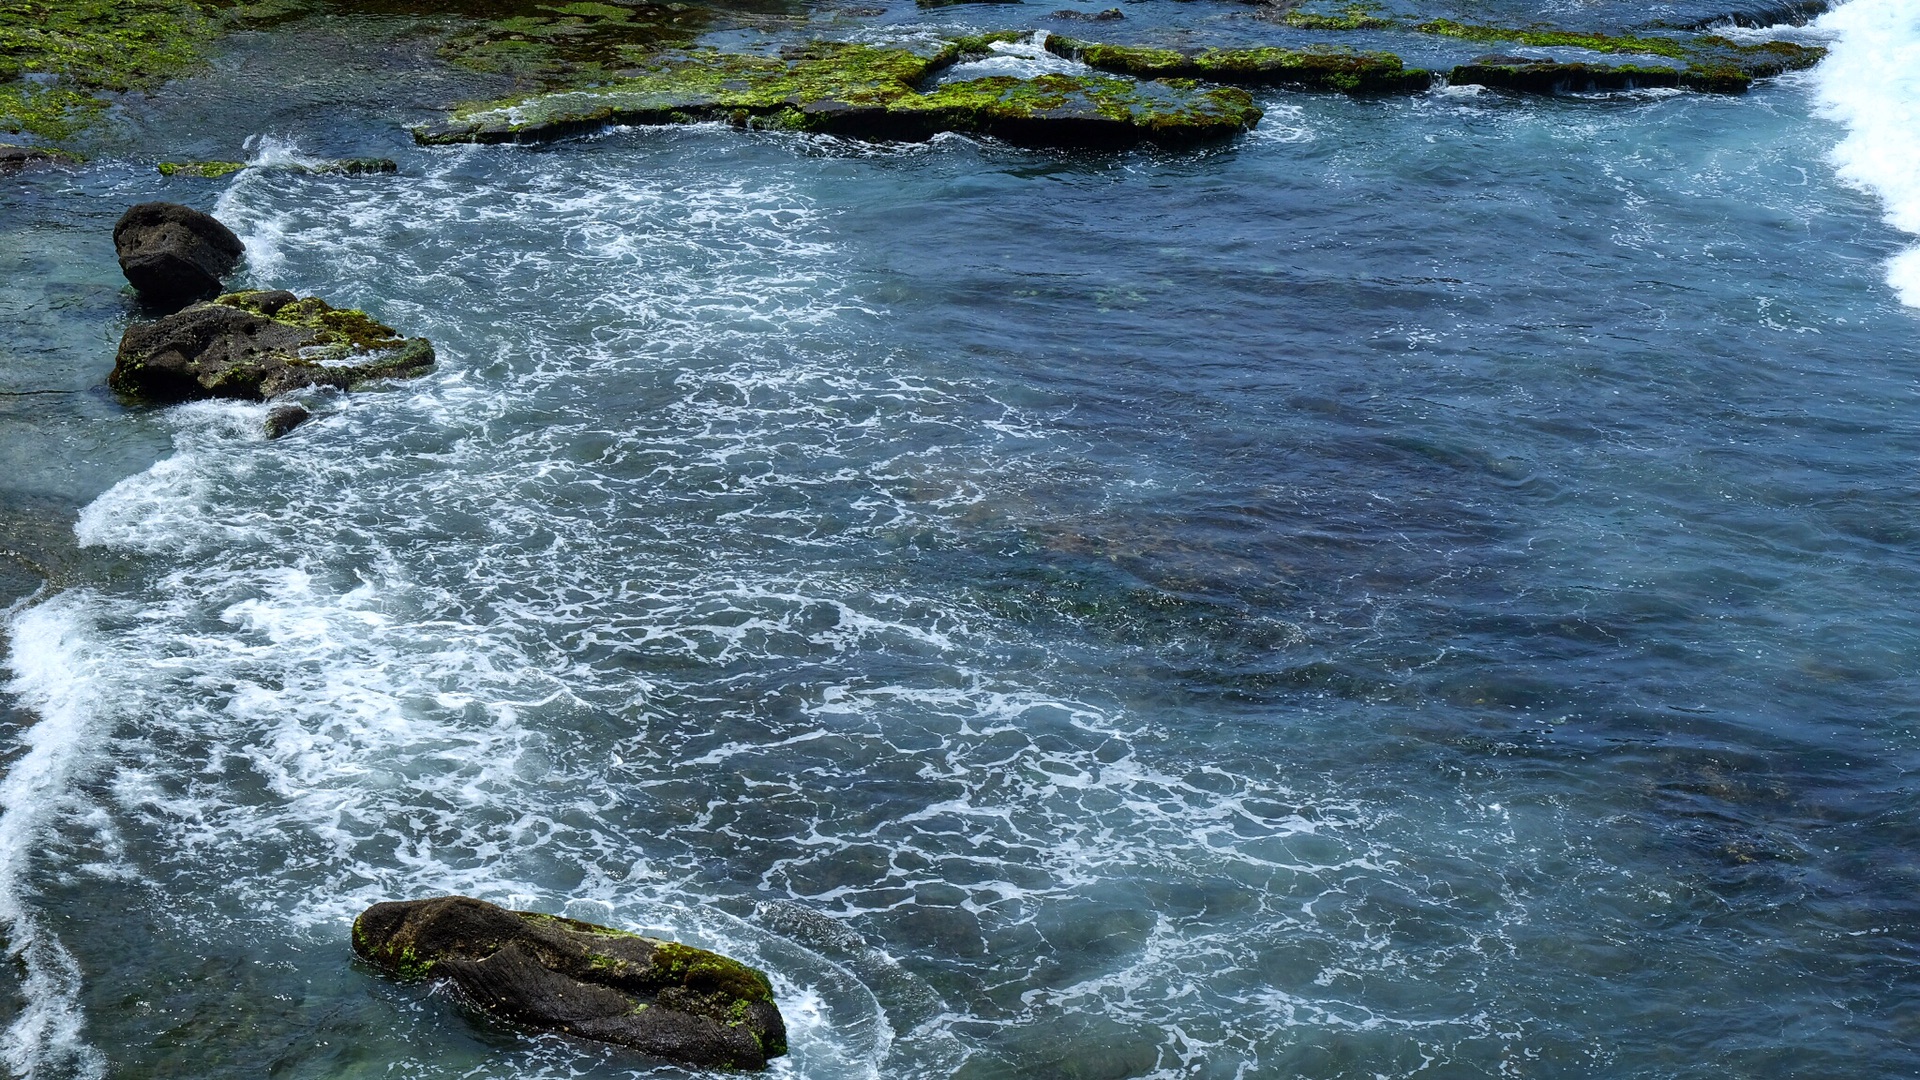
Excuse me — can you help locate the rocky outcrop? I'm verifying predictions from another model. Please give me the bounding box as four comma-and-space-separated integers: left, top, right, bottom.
352, 896, 787, 1071
415, 40, 1261, 149
109, 290, 433, 403
112, 202, 245, 309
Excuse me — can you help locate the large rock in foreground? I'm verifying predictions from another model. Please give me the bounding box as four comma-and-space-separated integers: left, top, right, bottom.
112, 202, 245, 309
414, 40, 1261, 149
110, 290, 434, 403
353, 896, 787, 1071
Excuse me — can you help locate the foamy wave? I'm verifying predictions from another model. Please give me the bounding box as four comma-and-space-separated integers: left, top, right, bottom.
0, 595, 111, 1080
1813, 0, 1920, 306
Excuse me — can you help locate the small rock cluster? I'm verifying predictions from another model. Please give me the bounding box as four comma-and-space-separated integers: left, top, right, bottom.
108, 201, 435, 436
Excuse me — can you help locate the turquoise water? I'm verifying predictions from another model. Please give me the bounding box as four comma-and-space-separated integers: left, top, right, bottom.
4, 4, 1920, 1078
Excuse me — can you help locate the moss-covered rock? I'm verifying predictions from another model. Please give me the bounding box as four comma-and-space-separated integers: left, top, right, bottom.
1044, 34, 1431, 92
1446, 33, 1824, 95
158, 159, 247, 178
352, 896, 787, 1072
110, 289, 434, 403
156, 157, 399, 178
415, 40, 1261, 148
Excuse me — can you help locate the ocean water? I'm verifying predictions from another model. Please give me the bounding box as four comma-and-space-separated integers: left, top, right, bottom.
3, 1, 1920, 1077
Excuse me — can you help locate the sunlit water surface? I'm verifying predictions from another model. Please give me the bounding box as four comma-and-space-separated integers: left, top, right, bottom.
3, 6, 1920, 1079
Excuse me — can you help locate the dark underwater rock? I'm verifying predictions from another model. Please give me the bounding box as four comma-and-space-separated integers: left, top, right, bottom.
1050, 6, 1124, 18
352, 896, 787, 1071
1450, 55, 1688, 93
109, 289, 433, 403
1043, 36, 1433, 92
112, 202, 245, 309
0, 144, 78, 173
414, 40, 1261, 149
264, 403, 310, 438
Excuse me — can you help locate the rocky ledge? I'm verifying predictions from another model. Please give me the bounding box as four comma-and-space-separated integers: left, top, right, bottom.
414, 40, 1261, 149
110, 289, 434, 403
353, 896, 787, 1071
1043, 36, 1432, 92
1046, 27, 1823, 96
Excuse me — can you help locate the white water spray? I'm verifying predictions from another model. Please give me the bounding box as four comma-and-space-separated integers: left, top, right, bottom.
0, 596, 108, 1080
1813, 0, 1920, 307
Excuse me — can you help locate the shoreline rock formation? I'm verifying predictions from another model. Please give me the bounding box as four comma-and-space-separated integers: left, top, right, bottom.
353, 896, 788, 1072
414, 39, 1263, 148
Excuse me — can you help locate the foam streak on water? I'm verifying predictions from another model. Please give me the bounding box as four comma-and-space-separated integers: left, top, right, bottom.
0, 595, 109, 1080
1813, 0, 1920, 306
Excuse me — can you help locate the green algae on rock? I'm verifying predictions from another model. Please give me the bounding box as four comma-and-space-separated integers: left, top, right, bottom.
353, 896, 787, 1071
157, 159, 247, 178
1043, 34, 1431, 93
110, 289, 434, 403
0, 0, 216, 141
414, 40, 1262, 148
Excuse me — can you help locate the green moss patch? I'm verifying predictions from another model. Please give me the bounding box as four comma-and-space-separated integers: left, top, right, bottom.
417, 39, 1262, 148
0, 0, 217, 140
158, 159, 247, 177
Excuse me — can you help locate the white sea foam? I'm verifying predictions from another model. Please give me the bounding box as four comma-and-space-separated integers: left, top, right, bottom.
3, 138, 1556, 1077
0, 594, 110, 1080
1813, 0, 1920, 306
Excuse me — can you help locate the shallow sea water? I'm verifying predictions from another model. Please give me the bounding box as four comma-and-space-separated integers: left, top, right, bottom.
4, 2, 1920, 1078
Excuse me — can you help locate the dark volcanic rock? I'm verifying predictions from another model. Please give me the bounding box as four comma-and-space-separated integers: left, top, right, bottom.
112, 202, 245, 309
1049, 6, 1124, 18
353, 896, 788, 1071
110, 289, 434, 403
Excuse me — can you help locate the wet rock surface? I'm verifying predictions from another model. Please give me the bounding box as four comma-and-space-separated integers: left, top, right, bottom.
352, 896, 787, 1071
263, 403, 311, 438
109, 289, 434, 403
112, 202, 245, 310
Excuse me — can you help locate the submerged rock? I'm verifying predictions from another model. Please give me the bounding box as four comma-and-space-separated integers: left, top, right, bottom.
353, 896, 787, 1071
1044, 35, 1433, 92
264, 403, 311, 438
109, 289, 434, 403
112, 202, 245, 309
415, 40, 1261, 149
0, 144, 79, 173
1449, 55, 1691, 93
